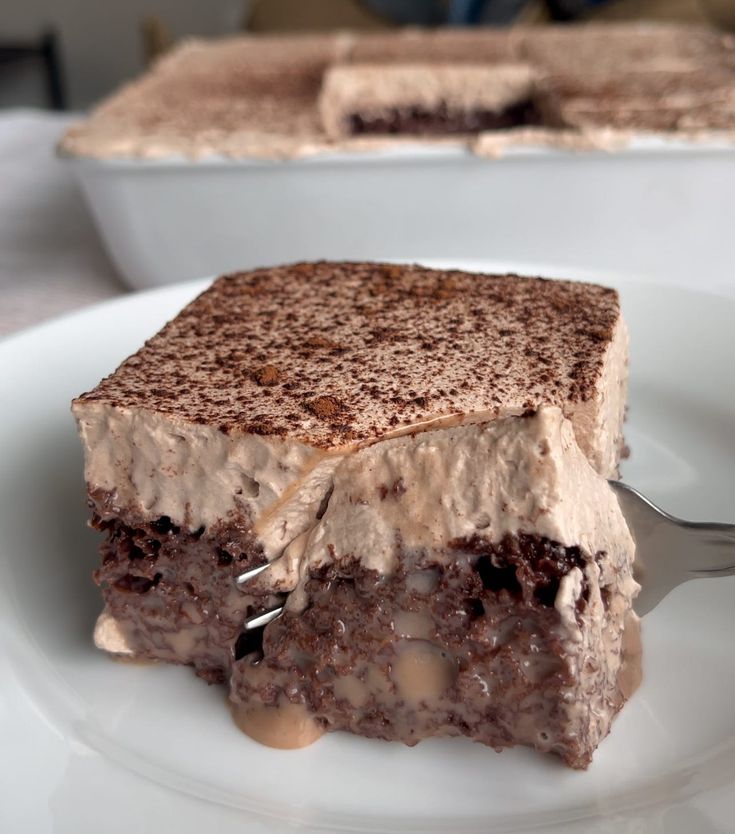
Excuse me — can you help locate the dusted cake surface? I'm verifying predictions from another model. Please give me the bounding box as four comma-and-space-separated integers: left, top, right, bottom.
75, 261, 627, 473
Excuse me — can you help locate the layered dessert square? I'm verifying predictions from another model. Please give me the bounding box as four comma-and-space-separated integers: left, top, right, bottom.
74, 261, 639, 767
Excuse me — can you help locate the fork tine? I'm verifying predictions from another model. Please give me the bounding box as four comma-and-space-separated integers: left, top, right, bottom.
234, 558, 285, 636
243, 605, 284, 631
609, 480, 735, 615
236, 561, 271, 585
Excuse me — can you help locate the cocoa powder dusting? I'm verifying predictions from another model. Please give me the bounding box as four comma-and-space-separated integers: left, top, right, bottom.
307, 395, 344, 419
75, 261, 621, 448
252, 365, 281, 386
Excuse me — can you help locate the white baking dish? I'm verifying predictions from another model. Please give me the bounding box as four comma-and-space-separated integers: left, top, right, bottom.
66, 138, 735, 293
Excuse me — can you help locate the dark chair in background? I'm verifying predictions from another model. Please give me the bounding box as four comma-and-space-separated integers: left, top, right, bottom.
0, 29, 66, 110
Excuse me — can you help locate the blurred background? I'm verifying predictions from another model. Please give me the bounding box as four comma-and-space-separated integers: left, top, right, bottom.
2, 0, 734, 337
2, 0, 734, 111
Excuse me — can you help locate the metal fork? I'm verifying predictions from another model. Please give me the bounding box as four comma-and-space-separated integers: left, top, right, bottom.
235, 561, 285, 630
609, 481, 735, 616
235, 483, 735, 630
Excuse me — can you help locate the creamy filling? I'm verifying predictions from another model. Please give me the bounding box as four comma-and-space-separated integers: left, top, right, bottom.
94, 608, 135, 655
231, 701, 325, 750
284, 407, 634, 593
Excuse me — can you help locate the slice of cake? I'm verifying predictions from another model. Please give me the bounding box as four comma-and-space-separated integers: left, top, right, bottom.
73, 261, 637, 765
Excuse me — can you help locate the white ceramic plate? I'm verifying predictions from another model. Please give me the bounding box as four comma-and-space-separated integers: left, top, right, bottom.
1, 264, 734, 834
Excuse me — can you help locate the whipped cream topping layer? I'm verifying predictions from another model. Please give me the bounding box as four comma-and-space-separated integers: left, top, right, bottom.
75, 382, 625, 567
74, 402, 338, 559
286, 407, 635, 598
568, 313, 628, 478
77, 396, 634, 595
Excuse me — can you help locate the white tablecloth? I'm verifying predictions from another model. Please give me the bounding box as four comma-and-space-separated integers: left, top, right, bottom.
0, 110, 126, 338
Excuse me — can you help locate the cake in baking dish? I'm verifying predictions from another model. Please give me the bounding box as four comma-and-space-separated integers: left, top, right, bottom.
60, 23, 735, 160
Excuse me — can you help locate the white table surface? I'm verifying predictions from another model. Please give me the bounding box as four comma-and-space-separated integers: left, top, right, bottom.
0, 110, 125, 338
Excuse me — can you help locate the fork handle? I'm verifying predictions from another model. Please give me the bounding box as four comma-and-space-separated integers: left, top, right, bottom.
680, 523, 735, 577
